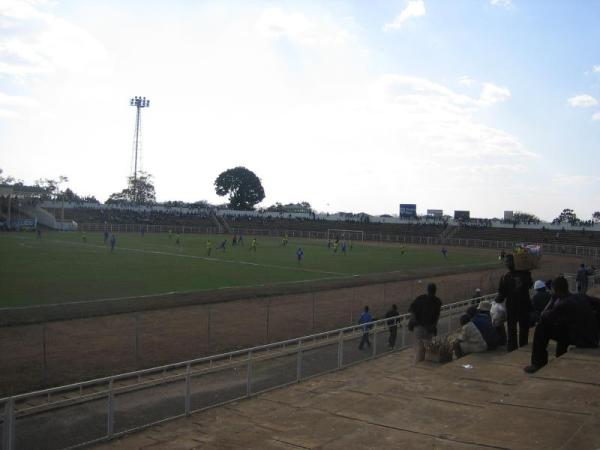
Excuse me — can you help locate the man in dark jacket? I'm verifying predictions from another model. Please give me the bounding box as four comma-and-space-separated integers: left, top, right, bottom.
576, 263, 591, 294
496, 254, 533, 352
530, 280, 551, 325
524, 276, 600, 373
409, 283, 442, 362
385, 304, 400, 348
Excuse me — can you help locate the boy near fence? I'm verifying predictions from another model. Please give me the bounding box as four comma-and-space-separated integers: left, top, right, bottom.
358, 306, 373, 350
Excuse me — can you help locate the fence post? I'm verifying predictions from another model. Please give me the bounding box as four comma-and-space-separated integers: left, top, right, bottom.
42, 322, 47, 384
296, 344, 303, 382
312, 292, 316, 331
337, 331, 344, 368
134, 314, 140, 368
4, 398, 15, 450
372, 327, 377, 357
266, 299, 271, 343
207, 308, 211, 349
107, 379, 114, 439
246, 351, 253, 397
401, 320, 406, 348
185, 364, 191, 415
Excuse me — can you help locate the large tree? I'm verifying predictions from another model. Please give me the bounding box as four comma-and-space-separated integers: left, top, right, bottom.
553, 208, 578, 224
512, 211, 540, 223
214, 167, 265, 210
107, 172, 156, 205
593, 211, 600, 223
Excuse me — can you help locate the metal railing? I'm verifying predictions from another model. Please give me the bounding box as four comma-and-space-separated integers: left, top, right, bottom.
564, 270, 600, 293
0, 294, 495, 450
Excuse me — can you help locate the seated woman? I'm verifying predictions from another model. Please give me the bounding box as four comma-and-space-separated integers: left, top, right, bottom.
454, 314, 487, 359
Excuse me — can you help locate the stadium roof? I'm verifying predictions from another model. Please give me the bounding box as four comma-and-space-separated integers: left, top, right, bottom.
0, 184, 48, 198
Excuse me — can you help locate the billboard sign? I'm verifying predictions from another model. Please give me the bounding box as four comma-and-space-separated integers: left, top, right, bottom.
454, 210, 470, 220
399, 204, 417, 218
504, 211, 514, 220
427, 209, 443, 217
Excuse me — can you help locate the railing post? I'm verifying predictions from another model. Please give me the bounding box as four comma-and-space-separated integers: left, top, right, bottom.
296, 344, 303, 382
42, 322, 47, 384
107, 379, 114, 439
185, 364, 191, 415
134, 314, 140, 368
246, 351, 253, 397
372, 326, 377, 357
312, 292, 316, 331
207, 308, 211, 349
4, 398, 15, 450
337, 331, 344, 368
401, 319, 406, 348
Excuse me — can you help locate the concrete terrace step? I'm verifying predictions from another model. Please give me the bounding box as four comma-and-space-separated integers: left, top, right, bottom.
93, 345, 600, 450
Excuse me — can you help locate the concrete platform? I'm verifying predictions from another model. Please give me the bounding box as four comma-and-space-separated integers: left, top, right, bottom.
93, 345, 600, 450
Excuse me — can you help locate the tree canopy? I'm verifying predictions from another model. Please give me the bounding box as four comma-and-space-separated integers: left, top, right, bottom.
553, 208, 579, 224
512, 211, 540, 224
107, 172, 156, 205
214, 167, 265, 210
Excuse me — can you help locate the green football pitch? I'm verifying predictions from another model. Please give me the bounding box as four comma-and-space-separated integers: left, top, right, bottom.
0, 232, 499, 307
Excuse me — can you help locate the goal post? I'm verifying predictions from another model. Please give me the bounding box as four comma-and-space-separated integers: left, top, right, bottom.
327, 229, 364, 242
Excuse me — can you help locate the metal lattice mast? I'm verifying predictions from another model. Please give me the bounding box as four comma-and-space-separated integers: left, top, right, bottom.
129, 96, 150, 203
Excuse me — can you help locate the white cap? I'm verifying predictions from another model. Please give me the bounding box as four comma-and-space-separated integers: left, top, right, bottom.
534, 280, 546, 290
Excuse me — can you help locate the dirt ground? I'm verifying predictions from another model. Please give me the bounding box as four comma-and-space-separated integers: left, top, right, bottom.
0, 253, 581, 396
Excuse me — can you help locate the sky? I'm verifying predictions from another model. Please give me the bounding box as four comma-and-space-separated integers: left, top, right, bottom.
0, 0, 599, 221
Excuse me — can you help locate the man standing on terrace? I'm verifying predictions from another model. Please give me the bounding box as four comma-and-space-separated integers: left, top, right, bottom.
524, 276, 600, 373
496, 254, 533, 352
576, 263, 591, 295
408, 283, 442, 362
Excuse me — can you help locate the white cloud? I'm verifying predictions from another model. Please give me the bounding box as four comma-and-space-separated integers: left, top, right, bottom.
459, 76, 476, 86
592, 112, 600, 121
479, 82, 511, 105
0, 0, 109, 78
368, 74, 533, 161
593, 65, 600, 73
383, 0, 426, 31
490, 0, 513, 8
552, 174, 600, 186
567, 94, 598, 108
256, 8, 352, 47
0, 91, 38, 108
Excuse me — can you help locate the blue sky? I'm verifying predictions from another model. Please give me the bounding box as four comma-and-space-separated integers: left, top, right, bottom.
1, 0, 599, 220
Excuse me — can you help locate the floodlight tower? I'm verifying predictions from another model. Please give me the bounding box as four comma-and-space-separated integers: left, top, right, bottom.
129, 96, 150, 203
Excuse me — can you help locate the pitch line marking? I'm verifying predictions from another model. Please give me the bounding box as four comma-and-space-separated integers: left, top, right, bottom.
9, 235, 349, 277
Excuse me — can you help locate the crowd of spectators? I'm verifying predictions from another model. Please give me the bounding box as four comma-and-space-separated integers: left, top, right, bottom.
394, 262, 600, 375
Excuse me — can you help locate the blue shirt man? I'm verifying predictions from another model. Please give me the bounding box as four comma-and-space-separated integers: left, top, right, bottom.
358, 306, 373, 350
